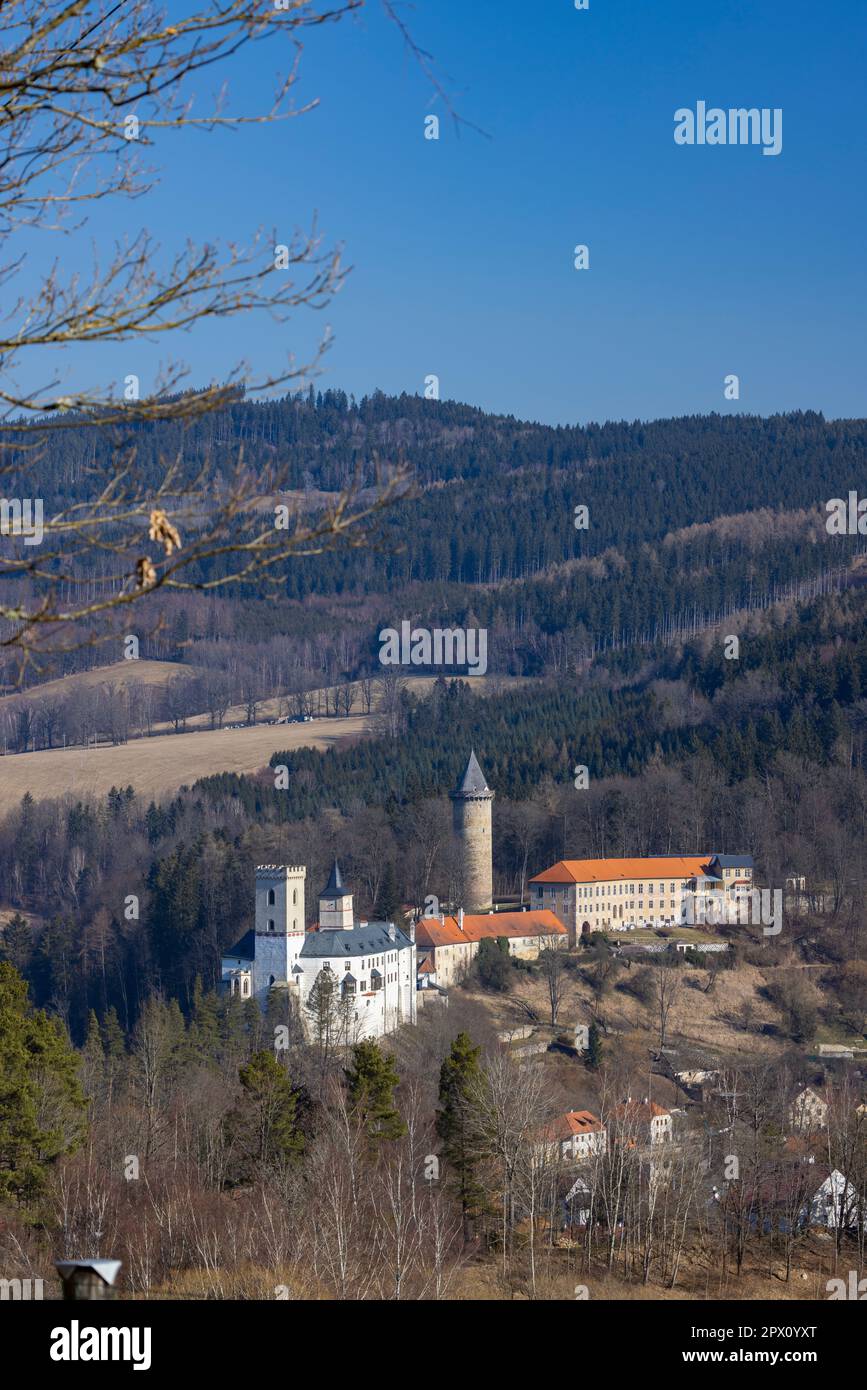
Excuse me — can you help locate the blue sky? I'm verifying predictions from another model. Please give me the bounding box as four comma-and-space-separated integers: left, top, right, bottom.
28, 0, 867, 426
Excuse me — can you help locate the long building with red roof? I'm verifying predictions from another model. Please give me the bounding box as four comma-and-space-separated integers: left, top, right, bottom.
529, 854, 754, 943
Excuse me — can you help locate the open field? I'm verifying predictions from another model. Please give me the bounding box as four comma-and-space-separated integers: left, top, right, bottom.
0, 715, 370, 811
0, 659, 192, 710
1, 659, 531, 730
0, 661, 534, 809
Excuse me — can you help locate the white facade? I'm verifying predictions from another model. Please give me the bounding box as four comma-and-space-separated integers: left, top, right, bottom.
220, 862, 416, 1041
253, 865, 306, 1004
809, 1169, 864, 1230
304, 922, 417, 1041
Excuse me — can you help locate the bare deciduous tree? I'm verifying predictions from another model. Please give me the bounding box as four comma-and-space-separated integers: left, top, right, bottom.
0, 1, 422, 678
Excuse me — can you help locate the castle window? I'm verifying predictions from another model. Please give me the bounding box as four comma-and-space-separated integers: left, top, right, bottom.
293, 889, 297, 905
268, 888, 275, 905
268, 919, 275, 932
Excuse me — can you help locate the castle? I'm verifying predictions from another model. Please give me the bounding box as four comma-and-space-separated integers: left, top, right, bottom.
221, 860, 416, 1041
219, 750, 495, 1040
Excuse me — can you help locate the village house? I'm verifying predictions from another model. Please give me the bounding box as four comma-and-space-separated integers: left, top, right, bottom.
808, 1167, 864, 1230
537, 1110, 606, 1163
789, 1085, 829, 1133
612, 1099, 673, 1147
730, 1158, 865, 1235
529, 854, 754, 943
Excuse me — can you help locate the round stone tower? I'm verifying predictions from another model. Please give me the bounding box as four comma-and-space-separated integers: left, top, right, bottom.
451, 750, 494, 912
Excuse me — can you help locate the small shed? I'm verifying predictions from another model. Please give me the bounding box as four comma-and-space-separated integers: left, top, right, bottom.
55, 1259, 122, 1301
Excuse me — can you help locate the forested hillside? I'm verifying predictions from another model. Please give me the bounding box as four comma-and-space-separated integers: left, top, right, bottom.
2, 396, 864, 692
2, 580, 867, 1038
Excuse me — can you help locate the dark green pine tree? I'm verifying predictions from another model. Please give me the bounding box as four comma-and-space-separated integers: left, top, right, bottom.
474, 936, 512, 992
586, 1021, 603, 1070
81, 1009, 105, 1101
101, 1005, 127, 1062
436, 1032, 488, 1244
0, 963, 87, 1206
225, 1051, 305, 1179
345, 1039, 406, 1141
221, 992, 249, 1059
189, 977, 222, 1064
0, 912, 32, 974
374, 860, 406, 928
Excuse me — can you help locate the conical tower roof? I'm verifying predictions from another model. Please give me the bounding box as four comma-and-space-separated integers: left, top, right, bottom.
452, 749, 493, 798
321, 859, 351, 898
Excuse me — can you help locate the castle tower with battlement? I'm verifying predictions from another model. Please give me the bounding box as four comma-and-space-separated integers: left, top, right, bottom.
251, 864, 306, 1003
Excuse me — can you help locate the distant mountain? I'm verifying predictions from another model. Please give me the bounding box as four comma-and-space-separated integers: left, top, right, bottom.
6, 393, 866, 680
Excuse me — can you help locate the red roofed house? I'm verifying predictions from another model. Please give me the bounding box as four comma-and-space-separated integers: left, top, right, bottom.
537, 1110, 607, 1163
612, 1099, 673, 1148
415, 908, 567, 988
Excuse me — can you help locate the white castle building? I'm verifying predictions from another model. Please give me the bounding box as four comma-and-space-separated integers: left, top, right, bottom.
221, 861, 416, 1040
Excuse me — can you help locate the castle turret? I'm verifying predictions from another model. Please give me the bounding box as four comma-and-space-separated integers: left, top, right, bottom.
318, 859, 354, 929
451, 750, 494, 911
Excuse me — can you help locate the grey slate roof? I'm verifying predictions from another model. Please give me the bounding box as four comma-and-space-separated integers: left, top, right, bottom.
301, 921, 413, 958
710, 854, 755, 869
321, 859, 351, 897
224, 928, 254, 961
452, 749, 492, 798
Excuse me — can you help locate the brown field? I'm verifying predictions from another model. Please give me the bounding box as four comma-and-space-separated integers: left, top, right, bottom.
0, 659, 192, 710
2, 659, 530, 730
0, 663, 533, 810
0, 715, 370, 810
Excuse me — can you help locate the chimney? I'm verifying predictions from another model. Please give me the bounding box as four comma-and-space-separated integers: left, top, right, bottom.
458, 907, 464, 929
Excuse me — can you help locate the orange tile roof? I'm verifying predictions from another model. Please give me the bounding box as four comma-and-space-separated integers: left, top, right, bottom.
612, 1100, 670, 1125
418, 957, 436, 974
416, 910, 566, 948
530, 856, 712, 885
460, 910, 566, 942
560, 1109, 604, 1137
415, 916, 469, 948
539, 1109, 604, 1144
